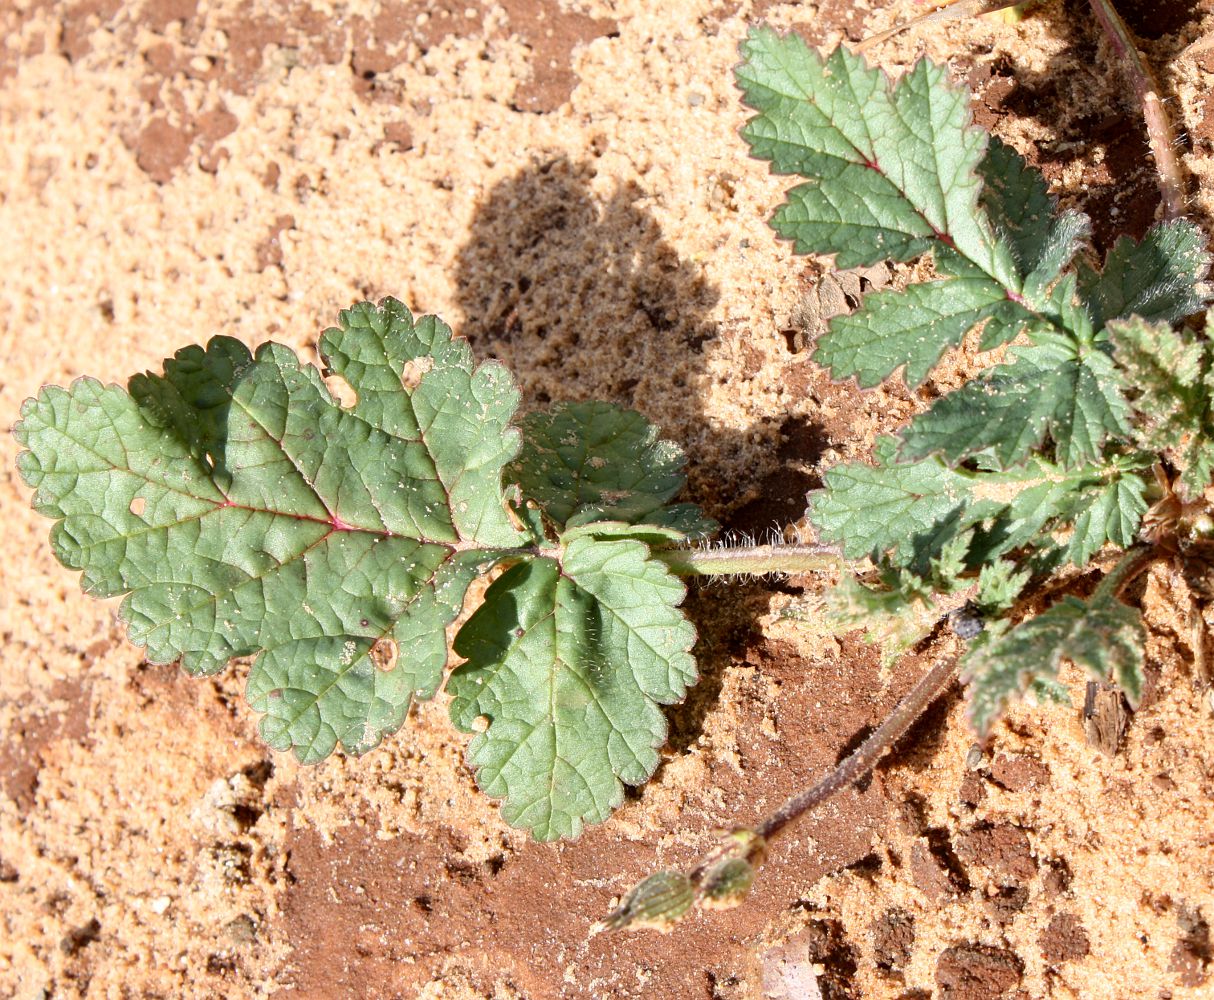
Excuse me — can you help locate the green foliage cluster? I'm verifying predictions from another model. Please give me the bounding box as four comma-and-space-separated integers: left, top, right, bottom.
738, 26, 1211, 731
16, 301, 712, 841
15, 26, 1213, 848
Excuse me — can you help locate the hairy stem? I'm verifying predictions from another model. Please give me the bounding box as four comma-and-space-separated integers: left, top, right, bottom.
754, 645, 961, 841
1086, 0, 1187, 219
653, 542, 846, 578
1098, 541, 1157, 597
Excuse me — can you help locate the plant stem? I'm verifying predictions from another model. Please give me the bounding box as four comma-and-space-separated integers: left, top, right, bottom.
1097, 541, 1156, 597
754, 645, 961, 841
653, 542, 846, 578
1086, 0, 1186, 220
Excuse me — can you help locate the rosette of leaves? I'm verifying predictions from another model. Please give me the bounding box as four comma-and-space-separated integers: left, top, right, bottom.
738, 26, 1212, 732
16, 299, 713, 841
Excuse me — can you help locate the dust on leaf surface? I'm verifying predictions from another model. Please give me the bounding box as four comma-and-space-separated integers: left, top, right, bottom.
16, 298, 526, 763
448, 535, 697, 841
962, 589, 1146, 735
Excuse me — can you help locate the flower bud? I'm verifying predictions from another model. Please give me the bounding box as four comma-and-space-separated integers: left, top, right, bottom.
599, 871, 694, 932
699, 856, 756, 910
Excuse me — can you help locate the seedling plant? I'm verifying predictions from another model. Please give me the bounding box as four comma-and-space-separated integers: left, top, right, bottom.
15, 24, 1212, 930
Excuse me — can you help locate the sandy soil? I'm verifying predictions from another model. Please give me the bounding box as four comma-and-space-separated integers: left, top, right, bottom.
2, 1, 1213, 997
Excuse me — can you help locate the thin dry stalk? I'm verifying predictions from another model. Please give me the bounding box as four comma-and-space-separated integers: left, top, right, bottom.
1086, 0, 1187, 219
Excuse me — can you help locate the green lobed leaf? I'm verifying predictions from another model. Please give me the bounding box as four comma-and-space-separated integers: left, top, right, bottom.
509, 401, 716, 538
1110, 313, 1214, 500
978, 137, 1090, 303
813, 276, 1033, 389
969, 458, 1148, 569
900, 289, 1130, 470
1079, 219, 1212, 330
1059, 473, 1149, 566
16, 298, 527, 763
899, 354, 1060, 467
974, 560, 1030, 614
736, 26, 1017, 286
808, 438, 1002, 572
962, 589, 1145, 734
737, 31, 1104, 391
448, 535, 696, 841
929, 530, 974, 590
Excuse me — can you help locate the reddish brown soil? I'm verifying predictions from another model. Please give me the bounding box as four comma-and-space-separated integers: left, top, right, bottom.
2, 2, 1214, 998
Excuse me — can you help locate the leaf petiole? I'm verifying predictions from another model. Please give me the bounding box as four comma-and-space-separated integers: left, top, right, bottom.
652, 542, 846, 578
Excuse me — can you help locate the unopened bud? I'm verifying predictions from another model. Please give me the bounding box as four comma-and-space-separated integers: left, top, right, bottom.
599, 871, 694, 932
699, 856, 756, 910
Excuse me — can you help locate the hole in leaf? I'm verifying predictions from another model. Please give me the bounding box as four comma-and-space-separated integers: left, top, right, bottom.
323, 373, 358, 408
400, 356, 434, 390
470, 714, 490, 733
369, 637, 398, 673
129, 496, 146, 517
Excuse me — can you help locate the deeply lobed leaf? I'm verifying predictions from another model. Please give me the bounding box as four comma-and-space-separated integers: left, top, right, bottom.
448, 536, 697, 841
962, 589, 1145, 735
899, 334, 1131, 469
738, 29, 1210, 474
814, 276, 1031, 390
737, 26, 1017, 286
808, 438, 1000, 573
17, 299, 528, 763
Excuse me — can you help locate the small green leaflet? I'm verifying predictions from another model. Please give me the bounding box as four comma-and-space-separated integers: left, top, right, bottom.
973, 560, 1029, 615
962, 588, 1145, 735
814, 276, 1032, 390
448, 536, 697, 841
824, 571, 936, 666
18, 299, 713, 841
1111, 313, 1214, 501
1060, 474, 1150, 566
969, 458, 1148, 570
1079, 220, 1212, 330
451, 401, 711, 839
509, 401, 717, 538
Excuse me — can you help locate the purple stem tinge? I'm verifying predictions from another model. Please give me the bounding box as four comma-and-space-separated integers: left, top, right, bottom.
1087, 0, 1187, 220
755, 647, 960, 841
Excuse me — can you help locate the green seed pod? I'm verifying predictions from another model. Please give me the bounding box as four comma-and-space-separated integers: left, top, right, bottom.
699, 856, 756, 910
600, 871, 694, 932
